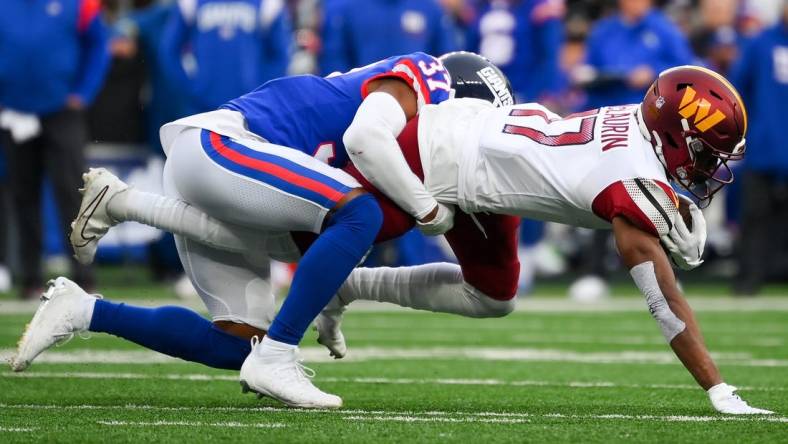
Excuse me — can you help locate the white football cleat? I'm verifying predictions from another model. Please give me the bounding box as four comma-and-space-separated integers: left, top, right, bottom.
70, 168, 128, 265
10, 277, 99, 372
708, 383, 774, 415
240, 336, 342, 409
314, 295, 348, 359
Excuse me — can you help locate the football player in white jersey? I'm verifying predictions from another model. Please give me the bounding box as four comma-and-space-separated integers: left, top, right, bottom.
318, 65, 772, 415
12, 65, 771, 414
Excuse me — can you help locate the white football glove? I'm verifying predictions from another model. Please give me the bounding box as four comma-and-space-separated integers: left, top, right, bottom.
661, 195, 706, 270
417, 202, 455, 236
708, 383, 774, 415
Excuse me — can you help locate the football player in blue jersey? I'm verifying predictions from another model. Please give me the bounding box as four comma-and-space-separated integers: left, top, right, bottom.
12, 52, 514, 409
13, 62, 772, 415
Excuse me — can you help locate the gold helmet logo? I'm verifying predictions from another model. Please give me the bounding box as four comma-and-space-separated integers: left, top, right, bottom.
678, 86, 726, 132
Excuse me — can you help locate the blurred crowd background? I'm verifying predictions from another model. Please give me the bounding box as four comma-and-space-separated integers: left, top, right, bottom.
0, 0, 786, 300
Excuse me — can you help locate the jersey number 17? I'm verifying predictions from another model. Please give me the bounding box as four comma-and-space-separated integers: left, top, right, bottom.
503, 109, 598, 147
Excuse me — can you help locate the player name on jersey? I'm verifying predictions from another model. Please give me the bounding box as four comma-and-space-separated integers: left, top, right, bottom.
600, 106, 632, 152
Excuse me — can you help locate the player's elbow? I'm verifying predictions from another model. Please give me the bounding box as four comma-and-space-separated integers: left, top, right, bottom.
612, 217, 667, 267
344, 91, 406, 161
342, 120, 372, 158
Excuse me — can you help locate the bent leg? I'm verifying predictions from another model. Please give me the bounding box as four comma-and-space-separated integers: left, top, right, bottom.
104, 159, 302, 263
444, 212, 521, 301
89, 236, 276, 370
166, 128, 358, 234
166, 128, 381, 346
107, 186, 255, 254
339, 263, 515, 317
90, 200, 279, 370
335, 212, 521, 318
267, 193, 382, 344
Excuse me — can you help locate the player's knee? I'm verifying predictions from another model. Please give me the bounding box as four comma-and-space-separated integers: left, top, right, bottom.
480, 295, 516, 317
466, 284, 516, 318
332, 192, 383, 241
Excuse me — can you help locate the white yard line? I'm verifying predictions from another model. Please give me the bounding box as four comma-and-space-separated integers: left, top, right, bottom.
342, 319, 788, 334
0, 427, 36, 432
3, 297, 788, 315
342, 415, 530, 424
2, 346, 786, 367
340, 331, 784, 348
506, 333, 784, 348
96, 420, 284, 428
1, 403, 784, 424
0, 349, 180, 364
3, 371, 785, 393
514, 297, 788, 312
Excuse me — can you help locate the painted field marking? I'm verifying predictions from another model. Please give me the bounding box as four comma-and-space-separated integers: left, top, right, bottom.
97, 420, 284, 429
342, 415, 530, 424
3, 297, 788, 316
340, 319, 788, 334
338, 331, 784, 348
1, 403, 785, 424
0, 347, 788, 367
505, 333, 784, 348
2, 347, 786, 367
4, 371, 787, 393
0, 427, 36, 432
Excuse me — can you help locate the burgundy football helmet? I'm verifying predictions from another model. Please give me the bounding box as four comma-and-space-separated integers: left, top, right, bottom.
636, 65, 747, 204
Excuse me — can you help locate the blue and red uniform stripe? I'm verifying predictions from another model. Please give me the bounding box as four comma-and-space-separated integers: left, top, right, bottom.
200, 130, 351, 209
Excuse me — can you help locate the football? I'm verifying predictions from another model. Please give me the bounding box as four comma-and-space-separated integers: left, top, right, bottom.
678, 196, 693, 230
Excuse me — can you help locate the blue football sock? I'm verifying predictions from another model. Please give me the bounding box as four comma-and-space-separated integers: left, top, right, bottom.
267, 193, 382, 345
89, 300, 251, 370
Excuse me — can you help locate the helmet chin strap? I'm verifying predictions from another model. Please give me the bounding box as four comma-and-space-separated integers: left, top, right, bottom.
636, 106, 705, 201
680, 118, 697, 162
635, 106, 669, 173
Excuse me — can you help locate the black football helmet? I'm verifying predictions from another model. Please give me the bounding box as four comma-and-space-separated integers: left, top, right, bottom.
438, 51, 515, 107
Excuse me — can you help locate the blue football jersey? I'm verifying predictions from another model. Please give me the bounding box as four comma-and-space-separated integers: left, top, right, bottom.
221, 52, 452, 168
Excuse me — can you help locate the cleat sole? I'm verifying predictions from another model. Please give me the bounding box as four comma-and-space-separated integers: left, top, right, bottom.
240, 380, 270, 400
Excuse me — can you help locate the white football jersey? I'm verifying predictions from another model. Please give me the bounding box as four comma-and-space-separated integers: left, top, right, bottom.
417, 99, 680, 236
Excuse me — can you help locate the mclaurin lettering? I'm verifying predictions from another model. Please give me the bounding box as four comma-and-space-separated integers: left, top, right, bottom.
600, 106, 631, 151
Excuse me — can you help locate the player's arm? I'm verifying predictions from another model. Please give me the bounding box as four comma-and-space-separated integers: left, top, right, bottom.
343, 71, 453, 235
613, 216, 719, 387
612, 216, 773, 415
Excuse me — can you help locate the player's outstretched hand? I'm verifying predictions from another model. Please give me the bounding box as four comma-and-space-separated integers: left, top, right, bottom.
661, 195, 706, 270
708, 383, 774, 414
417, 203, 455, 236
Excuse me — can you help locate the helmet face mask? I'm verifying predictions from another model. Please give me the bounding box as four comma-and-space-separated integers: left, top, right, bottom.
677, 131, 743, 205
639, 65, 748, 206
682, 152, 733, 206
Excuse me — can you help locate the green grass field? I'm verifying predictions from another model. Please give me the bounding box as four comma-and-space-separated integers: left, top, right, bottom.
1, 280, 786, 443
